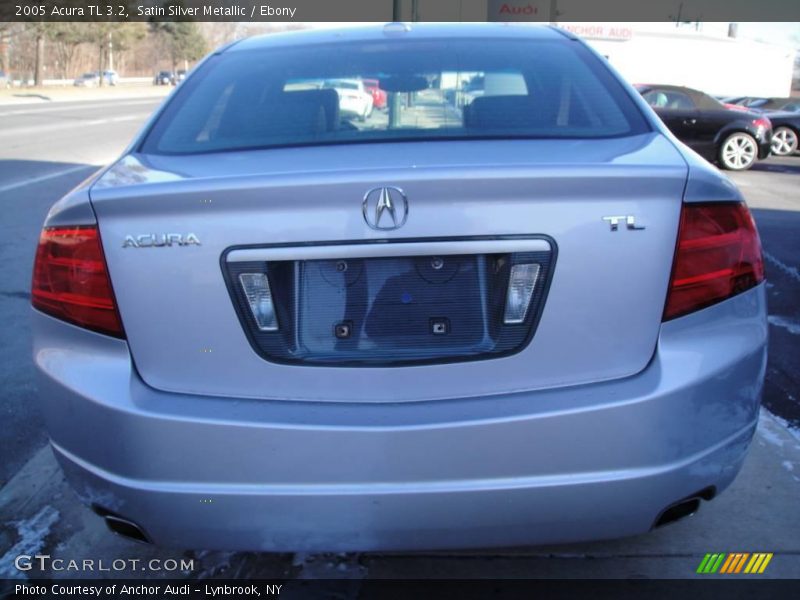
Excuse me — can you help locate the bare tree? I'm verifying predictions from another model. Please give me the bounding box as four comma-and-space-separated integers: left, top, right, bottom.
26, 23, 48, 86
87, 22, 145, 85
199, 22, 240, 51
48, 23, 90, 79
0, 23, 14, 75
150, 22, 207, 73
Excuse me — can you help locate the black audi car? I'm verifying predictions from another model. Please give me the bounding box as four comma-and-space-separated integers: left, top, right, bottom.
762, 111, 800, 156
724, 96, 800, 113
636, 84, 772, 170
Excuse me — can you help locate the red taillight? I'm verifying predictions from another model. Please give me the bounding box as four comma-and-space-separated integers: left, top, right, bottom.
664, 202, 764, 321
31, 225, 124, 337
753, 116, 771, 130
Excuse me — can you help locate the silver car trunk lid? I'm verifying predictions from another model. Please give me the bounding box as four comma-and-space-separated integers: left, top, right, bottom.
91, 134, 687, 402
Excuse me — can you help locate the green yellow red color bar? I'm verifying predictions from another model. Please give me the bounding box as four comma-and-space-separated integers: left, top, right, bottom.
696, 553, 773, 574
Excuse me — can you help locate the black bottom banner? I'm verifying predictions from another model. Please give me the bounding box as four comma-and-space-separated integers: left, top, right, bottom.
3, 579, 800, 600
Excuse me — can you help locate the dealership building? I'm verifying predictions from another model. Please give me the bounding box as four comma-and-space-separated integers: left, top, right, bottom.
392, 2, 798, 98
559, 23, 797, 98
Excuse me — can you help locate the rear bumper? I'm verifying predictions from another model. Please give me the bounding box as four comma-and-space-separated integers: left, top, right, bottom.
34, 285, 768, 551
758, 138, 772, 159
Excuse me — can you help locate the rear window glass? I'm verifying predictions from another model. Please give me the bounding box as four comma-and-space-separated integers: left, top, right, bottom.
142, 38, 649, 155
642, 89, 696, 110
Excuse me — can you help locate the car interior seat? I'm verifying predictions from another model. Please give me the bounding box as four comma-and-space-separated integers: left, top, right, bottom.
284, 89, 341, 131
464, 95, 548, 130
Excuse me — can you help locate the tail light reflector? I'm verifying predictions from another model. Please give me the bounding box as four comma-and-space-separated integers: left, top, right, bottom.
238, 272, 279, 331
504, 263, 541, 324
31, 225, 124, 338
663, 202, 764, 320
752, 116, 771, 130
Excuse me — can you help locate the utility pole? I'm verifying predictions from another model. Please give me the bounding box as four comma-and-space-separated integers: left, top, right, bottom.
98, 40, 104, 87
389, 0, 404, 129
674, 3, 683, 26
34, 31, 44, 87
407, 0, 418, 108
549, 0, 558, 24
107, 31, 113, 72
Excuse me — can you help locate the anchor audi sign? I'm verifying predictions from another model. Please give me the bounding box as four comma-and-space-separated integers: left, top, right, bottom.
487, 0, 545, 20
560, 24, 635, 41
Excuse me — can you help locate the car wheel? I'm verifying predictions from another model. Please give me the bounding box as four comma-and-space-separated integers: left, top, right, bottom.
719, 132, 758, 171
771, 126, 798, 156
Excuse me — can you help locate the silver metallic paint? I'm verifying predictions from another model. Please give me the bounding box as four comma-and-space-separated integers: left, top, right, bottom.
33, 24, 768, 550
33, 286, 767, 550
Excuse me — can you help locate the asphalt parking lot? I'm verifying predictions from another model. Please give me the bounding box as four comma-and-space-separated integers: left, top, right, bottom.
0, 97, 798, 581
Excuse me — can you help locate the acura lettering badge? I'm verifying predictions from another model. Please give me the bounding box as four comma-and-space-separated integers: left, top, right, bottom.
122, 233, 201, 248
362, 186, 409, 231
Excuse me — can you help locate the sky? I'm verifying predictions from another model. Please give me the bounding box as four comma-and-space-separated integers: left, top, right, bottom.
732, 22, 800, 46
304, 22, 800, 49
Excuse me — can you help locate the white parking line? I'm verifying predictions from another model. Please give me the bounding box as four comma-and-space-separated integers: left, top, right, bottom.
768, 315, 800, 336
764, 251, 800, 284
0, 114, 150, 138
0, 99, 162, 118
0, 165, 97, 194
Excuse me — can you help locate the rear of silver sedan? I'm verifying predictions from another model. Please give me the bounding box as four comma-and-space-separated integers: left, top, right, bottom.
31, 24, 767, 551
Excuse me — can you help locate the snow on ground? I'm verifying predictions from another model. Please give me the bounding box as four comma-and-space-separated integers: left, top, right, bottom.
292, 553, 366, 579
0, 505, 60, 579
762, 408, 800, 444
768, 315, 800, 336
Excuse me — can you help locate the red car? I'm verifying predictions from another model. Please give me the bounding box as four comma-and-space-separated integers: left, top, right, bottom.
363, 79, 387, 109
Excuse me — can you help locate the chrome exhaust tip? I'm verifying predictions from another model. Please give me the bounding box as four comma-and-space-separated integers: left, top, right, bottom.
653, 486, 715, 529
92, 505, 152, 544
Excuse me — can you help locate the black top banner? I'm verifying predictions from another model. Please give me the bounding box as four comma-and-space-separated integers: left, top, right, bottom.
0, 0, 799, 22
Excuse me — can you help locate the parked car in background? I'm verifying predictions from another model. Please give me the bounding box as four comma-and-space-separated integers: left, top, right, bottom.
175, 69, 187, 84
764, 111, 800, 156
74, 72, 100, 87
102, 70, 119, 86
636, 84, 772, 170
720, 98, 800, 155
363, 78, 387, 109
724, 96, 800, 113
322, 78, 373, 121
32, 24, 767, 552
718, 100, 751, 112
0, 70, 8, 88
74, 71, 118, 87
154, 70, 173, 86
457, 74, 485, 108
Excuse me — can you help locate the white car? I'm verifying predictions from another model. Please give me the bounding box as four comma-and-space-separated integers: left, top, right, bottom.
323, 79, 374, 121
73, 71, 118, 87
103, 70, 119, 86
74, 72, 100, 87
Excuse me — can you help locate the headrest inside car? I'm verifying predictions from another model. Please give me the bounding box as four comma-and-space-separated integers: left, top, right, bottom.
465, 95, 545, 130
283, 89, 341, 131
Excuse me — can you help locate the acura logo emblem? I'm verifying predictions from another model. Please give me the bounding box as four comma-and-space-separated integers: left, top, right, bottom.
362, 186, 408, 231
